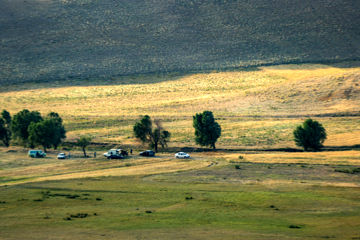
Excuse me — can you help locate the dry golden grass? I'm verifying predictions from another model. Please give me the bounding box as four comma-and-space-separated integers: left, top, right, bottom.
0, 149, 211, 186
224, 150, 360, 165
1, 63, 359, 148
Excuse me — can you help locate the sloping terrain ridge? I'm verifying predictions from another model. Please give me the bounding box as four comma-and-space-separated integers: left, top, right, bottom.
0, 0, 360, 84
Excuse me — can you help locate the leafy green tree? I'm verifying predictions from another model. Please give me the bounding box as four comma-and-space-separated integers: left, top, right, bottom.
293, 119, 327, 151
0, 119, 11, 147
1, 110, 11, 125
11, 109, 43, 146
76, 135, 92, 157
46, 112, 66, 149
193, 111, 221, 149
133, 115, 170, 152
0, 110, 11, 147
25, 111, 66, 151
28, 119, 55, 152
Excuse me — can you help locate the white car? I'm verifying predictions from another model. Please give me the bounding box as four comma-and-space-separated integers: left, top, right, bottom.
175, 152, 190, 159
57, 153, 66, 159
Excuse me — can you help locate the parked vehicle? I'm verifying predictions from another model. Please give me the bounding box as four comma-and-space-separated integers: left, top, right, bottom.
139, 150, 155, 157
28, 150, 46, 158
103, 149, 127, 159
175, 152, 190, 159
57, 153, 66, 159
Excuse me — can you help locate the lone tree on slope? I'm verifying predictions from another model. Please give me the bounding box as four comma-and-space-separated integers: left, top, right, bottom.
293, 118, 327, 151
77, 135, 92, 157
193, 111, 221, 149
133, 115, 170, 153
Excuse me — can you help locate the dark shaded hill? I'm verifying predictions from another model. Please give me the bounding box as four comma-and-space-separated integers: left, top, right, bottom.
0, 0, 359, 84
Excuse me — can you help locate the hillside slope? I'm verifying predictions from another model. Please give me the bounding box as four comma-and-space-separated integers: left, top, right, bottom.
1, 63, 359, 148
1, 0, 359, 84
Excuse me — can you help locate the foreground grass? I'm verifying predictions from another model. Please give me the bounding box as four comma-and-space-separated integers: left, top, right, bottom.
1, 148, 359, 239
0, 174, 359, 239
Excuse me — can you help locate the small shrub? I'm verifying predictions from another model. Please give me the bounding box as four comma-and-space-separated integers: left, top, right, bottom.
96, 197, 102, 201
145, 210, 152, 213
66, 194, 80, 199
235, 165, 241, 170
238, 155, 244, 160
33, 199, 43, 202
70, 213, 88, 218
63, 217, 72, 221
185, 196, 193, 200
335, 168, 360, 174
289, 225, 301, 229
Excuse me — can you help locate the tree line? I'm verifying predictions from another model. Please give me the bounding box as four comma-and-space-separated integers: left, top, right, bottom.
132, 111, 326, 152
0, 109, 327, 153
0, 109, 66, 152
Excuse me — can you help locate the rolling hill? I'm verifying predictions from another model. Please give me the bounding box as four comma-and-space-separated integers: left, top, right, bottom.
1, 0, 359, 84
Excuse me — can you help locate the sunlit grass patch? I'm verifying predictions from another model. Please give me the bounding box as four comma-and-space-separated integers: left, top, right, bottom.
1, 63, 359, 148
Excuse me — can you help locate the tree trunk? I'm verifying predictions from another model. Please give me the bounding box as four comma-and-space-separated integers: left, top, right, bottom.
43, 146, 47, 153
154, 142, 158, 153
211, 143, 216, 149
82, 147, 87, 157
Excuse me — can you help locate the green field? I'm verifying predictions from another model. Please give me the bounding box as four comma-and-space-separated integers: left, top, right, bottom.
1, 149, 360, 239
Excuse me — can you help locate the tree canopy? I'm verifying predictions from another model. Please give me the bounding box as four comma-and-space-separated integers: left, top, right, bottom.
133, 115, 170, 152
46, 112, 66, 149
0, 110, 11, 147
193, 111, 221, 149
11, 109, 43, 146
293, 119, 327, 151
27, 112, 66, 152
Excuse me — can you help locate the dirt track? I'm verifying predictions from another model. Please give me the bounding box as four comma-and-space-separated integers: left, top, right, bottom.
0, 158, 211, 186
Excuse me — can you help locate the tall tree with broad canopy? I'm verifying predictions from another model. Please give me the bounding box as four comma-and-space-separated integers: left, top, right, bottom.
193, 111, 221, 149
25, 111, 66, 151
28, 119, 55, 152
293, 118, 327, 151
133, 115, 170, 152
11, 109, 43, 146
46, 112, 66, 149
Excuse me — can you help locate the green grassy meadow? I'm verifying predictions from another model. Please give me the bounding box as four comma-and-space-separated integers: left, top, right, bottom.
1, 160, 360, 239
1, 148, 360, 239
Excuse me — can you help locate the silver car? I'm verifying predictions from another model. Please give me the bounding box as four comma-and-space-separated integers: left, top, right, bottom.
175, 152, 190, 159
57, 153, 66, 159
